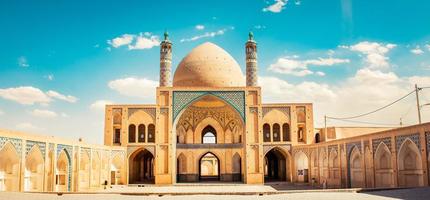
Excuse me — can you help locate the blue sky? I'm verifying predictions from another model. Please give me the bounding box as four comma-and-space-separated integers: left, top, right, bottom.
1, 0, 430, 144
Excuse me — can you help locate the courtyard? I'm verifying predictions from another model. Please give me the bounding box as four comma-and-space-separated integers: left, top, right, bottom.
1, 186, 430, 200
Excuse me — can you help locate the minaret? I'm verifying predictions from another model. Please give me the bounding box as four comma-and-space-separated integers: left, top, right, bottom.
246, 32, 258, 86
159, 31, 172, 87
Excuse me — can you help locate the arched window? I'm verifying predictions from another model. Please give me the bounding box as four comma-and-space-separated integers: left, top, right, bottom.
147, 124, 155, 143
282, 123, 290, 141
202, 126, 216, 144
263, 124, 270, 142
138, 124, 145, 143
273, 123, 280, 142
315, 133, 320, 143
128, 124, 136, 143
113, 129, 121, 144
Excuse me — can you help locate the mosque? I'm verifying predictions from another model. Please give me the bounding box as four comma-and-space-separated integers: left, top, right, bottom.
0, 32, 430, 192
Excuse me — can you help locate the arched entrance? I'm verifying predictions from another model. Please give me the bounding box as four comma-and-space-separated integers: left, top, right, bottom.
264, 148, 288, 182
202, 125, 217, 144
129, 149, 154, 184
199, 152, 220, 181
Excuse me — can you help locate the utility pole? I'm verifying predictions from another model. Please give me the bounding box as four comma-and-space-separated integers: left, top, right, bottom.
324, 115, 327, 141
415, 84, 422, 124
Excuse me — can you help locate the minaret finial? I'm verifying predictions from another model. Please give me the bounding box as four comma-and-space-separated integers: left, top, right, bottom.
164, 30, 169, 41
248, 31, 254, 41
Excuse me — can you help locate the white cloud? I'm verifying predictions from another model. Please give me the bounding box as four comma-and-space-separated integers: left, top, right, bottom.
345, 41, 396, 69
108, 33, 160, 50
60, 112, 69, 118
0, 109, 4, 115
180, 27, 233, 42
411, 46, 424, 55
295, 0, 301, 5
108, 77, 158, 99
195, 25, 205, 30
263, 0, 288, 13
107, 34, 134, 48
0, 86, 77, 105
128, 34, 160, 50
16, 123, 43, 132
46, 90, 78, 103
426, 44, 430, 51
31, 109, 58, 118
90, 100, 114, 111
18, 56, 29, 67
268, 57, 349, 76
0, 86, 51, 105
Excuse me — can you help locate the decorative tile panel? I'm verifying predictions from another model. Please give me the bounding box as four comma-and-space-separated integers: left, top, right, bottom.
128, 108, 156, 120
346, 141, 361, 155
25, 140, 46, 158
173, 91, 245, 122
0, 136, 23, 157
372, 137, 392, 153
426, 132, 430, 154
396, 133, 420, 152
262, 107, 290, 119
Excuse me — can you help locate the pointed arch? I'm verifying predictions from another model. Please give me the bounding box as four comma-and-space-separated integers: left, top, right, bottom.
56, 149, 70, 192
319, 149, 328, 180
294, 151, 309, 182
348, 146, 364, 188
79, 150, 90, 190
397, 138, 424, 187
374, 142, 393, 187
199, 152, 220, 181
264, 147, 291, 182
329, 148, 340, 179
24, 145, 44, 191
232, 152, 242, 181
91, 151, 101, 187
0, 142, 20, 191
111, 153, 125, 185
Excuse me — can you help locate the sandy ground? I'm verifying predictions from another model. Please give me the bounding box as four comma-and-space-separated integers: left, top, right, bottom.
1, 187, 430, 200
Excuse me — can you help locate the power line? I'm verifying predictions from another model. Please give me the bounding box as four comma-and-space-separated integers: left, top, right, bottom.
327, 118, 403, 127
327, 90, 415, 120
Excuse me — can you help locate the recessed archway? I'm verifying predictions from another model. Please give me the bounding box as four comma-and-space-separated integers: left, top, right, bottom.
0, 142, 20, 192
24, 145, 44, 192
129, 148, 154, 184
56, 150, 70, 192
397, 139, 424, 187
348, 146, 364, 188
294, 151, 309, 183
199, 152, 220, 182
374, 142, 393, 188
202, 125, 217, 144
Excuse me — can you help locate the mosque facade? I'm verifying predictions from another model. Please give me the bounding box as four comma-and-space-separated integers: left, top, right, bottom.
0, 33, 430, 192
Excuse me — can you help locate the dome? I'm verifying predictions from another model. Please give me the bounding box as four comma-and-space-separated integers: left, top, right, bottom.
173, 42, 245, 87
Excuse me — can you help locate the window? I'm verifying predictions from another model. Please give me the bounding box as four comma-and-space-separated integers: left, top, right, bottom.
128, 124, 136, 143
147, 124, 155, 143
138, 124, 145, 143
114, 129, 121, 144
202, 126, 216, 144
282, 123, 290, 141
263, 124, 270, 142
273, 123, 280, 142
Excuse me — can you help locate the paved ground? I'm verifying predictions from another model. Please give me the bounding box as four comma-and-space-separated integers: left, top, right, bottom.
1, 186, 430, 200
